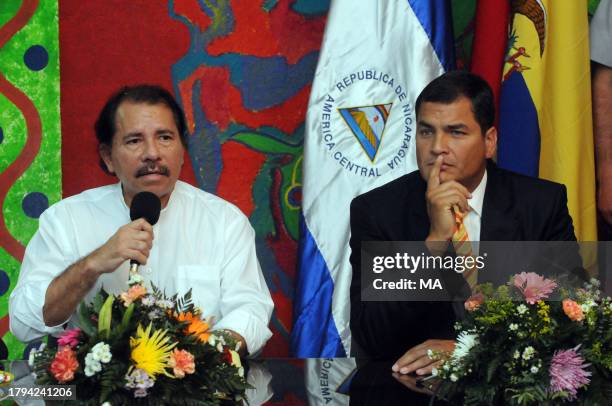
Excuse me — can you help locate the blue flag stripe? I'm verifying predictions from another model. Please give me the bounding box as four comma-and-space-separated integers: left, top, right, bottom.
291, 214, 347, 357
498, 72, 540, 176
407, 0, 456, 72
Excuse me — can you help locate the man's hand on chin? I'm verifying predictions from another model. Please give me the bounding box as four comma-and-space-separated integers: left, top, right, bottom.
391, 339, 455, 375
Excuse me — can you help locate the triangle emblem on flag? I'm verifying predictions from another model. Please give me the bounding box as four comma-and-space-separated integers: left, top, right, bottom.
339, 103, 393, 162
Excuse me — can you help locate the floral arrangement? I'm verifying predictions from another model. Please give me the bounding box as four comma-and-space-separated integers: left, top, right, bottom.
30, 272, 249, 405
432, 273, 612, 405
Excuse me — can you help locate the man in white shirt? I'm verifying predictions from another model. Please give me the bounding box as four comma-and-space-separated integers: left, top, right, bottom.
9, 85, 274, 355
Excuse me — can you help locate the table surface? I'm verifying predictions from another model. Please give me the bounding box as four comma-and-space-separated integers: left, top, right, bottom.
0, 358, 452, 405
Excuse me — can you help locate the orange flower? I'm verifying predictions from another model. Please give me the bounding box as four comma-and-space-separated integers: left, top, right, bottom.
168, 348, 195, 378
120, 284, 147, 306
562, 299, 584, 321
175, 312, 211, 343
50, 347, 79, 383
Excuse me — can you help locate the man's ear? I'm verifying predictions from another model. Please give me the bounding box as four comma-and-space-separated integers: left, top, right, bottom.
99, 144, 115, 174
484, 127, 497, 159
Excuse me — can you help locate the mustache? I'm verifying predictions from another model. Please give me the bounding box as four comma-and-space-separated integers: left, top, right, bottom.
135, 164, 170, 177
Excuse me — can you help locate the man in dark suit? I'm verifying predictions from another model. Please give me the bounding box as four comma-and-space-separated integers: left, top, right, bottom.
349, 71, 578, 376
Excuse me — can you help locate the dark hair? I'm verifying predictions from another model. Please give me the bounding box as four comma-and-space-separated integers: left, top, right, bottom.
415, 71, 495, 134
95, 84, 188, 173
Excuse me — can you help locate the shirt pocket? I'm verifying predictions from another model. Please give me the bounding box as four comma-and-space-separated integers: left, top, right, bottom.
176, 265, 221, 314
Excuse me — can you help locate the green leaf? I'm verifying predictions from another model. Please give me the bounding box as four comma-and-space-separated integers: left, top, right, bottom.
486, 356, 501, 383
92, 292, 106, 313
117, 303, 135, 336
98, 295, 114, 339
78, 302, 97, 337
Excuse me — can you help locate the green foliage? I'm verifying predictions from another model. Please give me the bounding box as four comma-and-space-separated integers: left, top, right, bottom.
436, 277, 612, 405
32, 283, 250, 403
97, 295, 114, 339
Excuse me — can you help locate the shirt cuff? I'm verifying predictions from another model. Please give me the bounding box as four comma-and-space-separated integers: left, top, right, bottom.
213, 308, 272, 355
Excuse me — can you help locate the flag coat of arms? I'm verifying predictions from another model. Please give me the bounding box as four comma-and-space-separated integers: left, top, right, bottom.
498, 0, 597, 244
291, 0, 455, 357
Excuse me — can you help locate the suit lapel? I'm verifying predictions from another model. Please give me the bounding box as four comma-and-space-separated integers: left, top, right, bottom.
480, 164, 521, 241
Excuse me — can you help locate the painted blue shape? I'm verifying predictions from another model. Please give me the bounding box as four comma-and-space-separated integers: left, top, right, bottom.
24, 45, 49, 71
22, 192, 49, 219
0, 270, 9, 296
0, 127, 3, 144
292, 0, 330, 16
287, 185, 302, 207
498, 72, 540, 177
229, 52, 320, 111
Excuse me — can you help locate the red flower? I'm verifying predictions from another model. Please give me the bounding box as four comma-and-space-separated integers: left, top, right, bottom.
49, 347, 79, 383
223, 349, 233, 364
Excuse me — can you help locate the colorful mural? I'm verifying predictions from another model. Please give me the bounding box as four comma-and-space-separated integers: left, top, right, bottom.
168, 0, 328, 355
0, 0, 61, 359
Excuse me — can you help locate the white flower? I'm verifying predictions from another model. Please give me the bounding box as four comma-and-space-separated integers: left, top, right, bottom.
208, 335, 217, 346
238, 366, 244, 377
509, 323, 518, 331
27, 343, 46, 368
443, 364, 450, 371
522, 346, 535, 360
581, 300, 596, 313
530, 366, 539, 373
101, 403, 112, 406
450, 373, 458, 382
91, 342, 112, 363
216, 343, 224, 353
128, 273, 143, 285
84, 353, 102, 376
431, 367, 439, 377
517, 304, 528, 315
84, 365, 96, 377
513, 350, 520, 359
156, 299, 174, 309
141, 295, 155, 307
148, 309, 162, 320
427, 349, 435, 359
589, 278, 600, 287
452, 332, 478, 361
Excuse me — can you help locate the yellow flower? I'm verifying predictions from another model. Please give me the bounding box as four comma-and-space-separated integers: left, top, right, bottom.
229, 350, 241, 368
130, 323, 177, 378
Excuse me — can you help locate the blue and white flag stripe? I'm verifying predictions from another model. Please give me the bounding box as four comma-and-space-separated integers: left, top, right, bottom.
291, 0, 455, 357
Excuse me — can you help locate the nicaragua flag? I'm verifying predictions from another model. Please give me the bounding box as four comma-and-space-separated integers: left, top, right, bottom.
291, 0, 455, 357
498, 0, 597, 242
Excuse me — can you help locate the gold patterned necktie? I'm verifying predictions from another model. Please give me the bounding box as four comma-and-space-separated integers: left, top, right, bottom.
451, 206, 478, 289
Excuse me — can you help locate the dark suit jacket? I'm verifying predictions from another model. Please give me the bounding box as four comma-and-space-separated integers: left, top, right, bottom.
349, 162, 578, 359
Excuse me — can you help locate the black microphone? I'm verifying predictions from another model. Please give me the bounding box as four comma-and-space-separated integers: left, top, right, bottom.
129, 191, 161, 273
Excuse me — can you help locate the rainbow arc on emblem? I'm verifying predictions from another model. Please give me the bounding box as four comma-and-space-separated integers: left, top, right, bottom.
338, 103, 392, 162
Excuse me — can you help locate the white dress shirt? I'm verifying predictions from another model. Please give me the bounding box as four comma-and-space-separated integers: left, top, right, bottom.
9, 181, 274, 354
463, 170, 487, 255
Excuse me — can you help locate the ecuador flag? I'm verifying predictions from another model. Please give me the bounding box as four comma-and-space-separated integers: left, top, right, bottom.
498, 0, 597, 242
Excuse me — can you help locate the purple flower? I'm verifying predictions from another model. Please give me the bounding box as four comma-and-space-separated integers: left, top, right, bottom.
549, 346, 591, 400
134, 388, 148, 398
125, 368, 154, 398
513, 272, 557, 304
